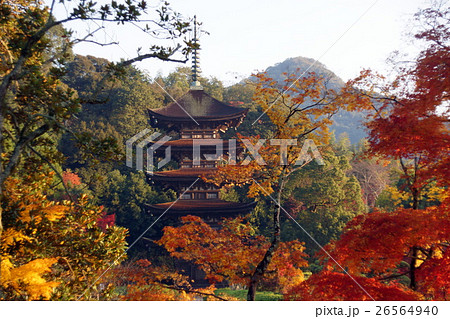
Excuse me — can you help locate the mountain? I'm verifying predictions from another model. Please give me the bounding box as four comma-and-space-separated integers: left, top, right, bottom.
260, 57, 367, 144
265, 57, 345, 91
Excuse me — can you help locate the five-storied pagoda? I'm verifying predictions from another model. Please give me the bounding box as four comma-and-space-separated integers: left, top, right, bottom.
146, 19, 255, 222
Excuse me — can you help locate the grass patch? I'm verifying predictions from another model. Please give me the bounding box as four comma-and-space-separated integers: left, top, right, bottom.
215, 288, 283, 301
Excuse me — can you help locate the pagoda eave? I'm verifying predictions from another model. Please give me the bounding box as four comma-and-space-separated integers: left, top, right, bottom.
148, 110, 247, 130
148, 108, 247, 122
146, 200, 257, 216
146, 169, 216, 183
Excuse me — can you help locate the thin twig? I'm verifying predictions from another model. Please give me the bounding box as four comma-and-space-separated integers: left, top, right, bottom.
26, 144, 75, 202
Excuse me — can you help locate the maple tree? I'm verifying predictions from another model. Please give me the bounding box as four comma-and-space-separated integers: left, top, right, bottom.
204, 70, 370, 300
350, 1, 449, 210
286, 1, 449, 301
158, 215, 308, 295
107, 259, 235, 301
0, 171, 128, 300
285, 271, 422, 301
284, 195, 449, 300
323, 199, 449, 298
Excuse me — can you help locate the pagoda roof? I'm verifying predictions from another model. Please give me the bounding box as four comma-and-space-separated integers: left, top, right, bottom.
148, 90, 247, 124
146, 200, 257, 215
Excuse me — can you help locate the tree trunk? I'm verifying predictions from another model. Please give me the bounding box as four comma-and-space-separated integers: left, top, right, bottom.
0, 111, 3, 240
410, 186, 419, 289
247, 172, 285, 301
409, 246, 418, 290
0, 198, 3, 240
247, 204, 281, 300
412, 188, 419, 210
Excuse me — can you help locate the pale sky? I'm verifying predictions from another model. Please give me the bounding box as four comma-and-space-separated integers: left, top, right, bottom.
51, 0, 429, 85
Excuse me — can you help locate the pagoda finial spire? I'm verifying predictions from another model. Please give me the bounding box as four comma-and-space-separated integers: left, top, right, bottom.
190, 15, 203, 90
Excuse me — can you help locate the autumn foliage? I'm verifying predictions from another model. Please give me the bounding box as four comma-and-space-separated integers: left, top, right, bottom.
158, 215, 308, 293
285, 2, 449, 301
325, 201, 448, 273
285, 271, 422, 301
282, 195, 449, 301
0, 172, 128, 300
62, 171, 82, 187
352, 5, 449, 206
107, 259, 227, 301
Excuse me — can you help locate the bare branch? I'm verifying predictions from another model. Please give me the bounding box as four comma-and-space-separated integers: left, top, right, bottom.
26, 144, 75, 202
0, 123, 50, 184
77, 39, 119, 46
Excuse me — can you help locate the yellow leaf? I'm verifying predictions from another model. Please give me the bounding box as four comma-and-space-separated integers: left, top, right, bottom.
42, 205, 67, 221
1, 228, 33, 248
1, 257, 59, 300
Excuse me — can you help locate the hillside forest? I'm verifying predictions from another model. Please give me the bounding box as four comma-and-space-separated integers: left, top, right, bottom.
0, 0, 449, 301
